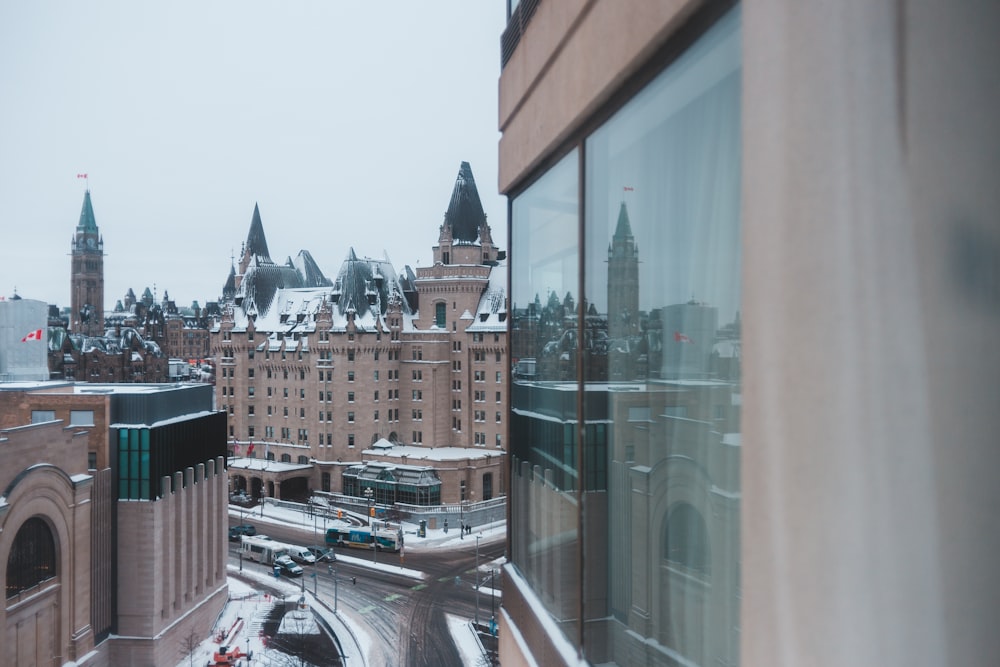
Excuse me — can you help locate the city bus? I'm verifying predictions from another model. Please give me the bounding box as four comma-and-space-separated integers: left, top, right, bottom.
326, 525, 403, 552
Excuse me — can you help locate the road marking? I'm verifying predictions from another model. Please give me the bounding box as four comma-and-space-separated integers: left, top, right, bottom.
357, 604, 377, 614
411, 583, 428, 591
385, 593, 403, 602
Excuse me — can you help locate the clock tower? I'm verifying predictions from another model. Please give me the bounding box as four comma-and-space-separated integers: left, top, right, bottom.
70, 190, 105, 336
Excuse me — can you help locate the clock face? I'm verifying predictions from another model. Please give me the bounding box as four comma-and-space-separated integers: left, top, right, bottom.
86, 237, 95, 249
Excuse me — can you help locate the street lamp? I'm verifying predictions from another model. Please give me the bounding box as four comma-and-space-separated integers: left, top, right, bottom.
475, 533, 482, 626
363, 487, 376, 564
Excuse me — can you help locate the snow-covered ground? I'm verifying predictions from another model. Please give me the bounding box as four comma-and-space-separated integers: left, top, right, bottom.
174, 501, 505, 667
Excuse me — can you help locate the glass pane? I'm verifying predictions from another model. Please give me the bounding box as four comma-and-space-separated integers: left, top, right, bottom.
583, 7, 741, 666
509, 149, 581, 634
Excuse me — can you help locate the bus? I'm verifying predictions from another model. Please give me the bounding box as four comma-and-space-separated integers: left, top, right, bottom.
240, 536, 290, 565
326, 525, 403, 553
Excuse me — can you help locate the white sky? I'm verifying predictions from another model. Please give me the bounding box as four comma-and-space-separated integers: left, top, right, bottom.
0, 1, 507, 310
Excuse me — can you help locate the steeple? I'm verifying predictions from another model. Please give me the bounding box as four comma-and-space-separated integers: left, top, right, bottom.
607, 201, 640, 339
245, 203, 271, 261
70, 189, 105, 335
612, 201, 634, 243
77, 190, 98, 233
434, 162, 498, 266
443, 161, 488, 244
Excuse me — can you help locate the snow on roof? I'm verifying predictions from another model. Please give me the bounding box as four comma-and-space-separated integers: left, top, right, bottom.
228, 457, 312, 473
465, 263, 507, 333
363, 443, 503, 462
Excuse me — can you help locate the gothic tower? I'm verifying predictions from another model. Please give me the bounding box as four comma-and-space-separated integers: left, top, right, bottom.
607, 201, 639, 340
70, 190, 104, 336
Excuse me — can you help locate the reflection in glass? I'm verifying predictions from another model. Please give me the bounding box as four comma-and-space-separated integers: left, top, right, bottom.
509, 7, 741, 666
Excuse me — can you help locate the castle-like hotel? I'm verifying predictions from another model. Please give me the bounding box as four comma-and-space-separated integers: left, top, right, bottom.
216, 162, 507, 505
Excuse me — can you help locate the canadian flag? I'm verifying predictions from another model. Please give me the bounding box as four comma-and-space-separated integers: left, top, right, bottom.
246, 441, 255, 456
21, 329, 43, 342
673, 331, 693, 343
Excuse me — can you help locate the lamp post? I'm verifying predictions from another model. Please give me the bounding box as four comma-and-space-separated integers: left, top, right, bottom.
475, 534, 482, 626
460, 499, 467, 540
364, 487, 376, 564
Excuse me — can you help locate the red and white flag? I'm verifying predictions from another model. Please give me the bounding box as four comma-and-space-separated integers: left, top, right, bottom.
21, 328, 43, 342
246, 441, 255, 456
77, 173, 88, 179
674, 331, 693, 343
623, 186, 635, 192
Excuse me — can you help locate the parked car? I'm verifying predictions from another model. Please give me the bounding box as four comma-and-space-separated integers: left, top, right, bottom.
275, 555, 303, 577
306, 545, 337, 563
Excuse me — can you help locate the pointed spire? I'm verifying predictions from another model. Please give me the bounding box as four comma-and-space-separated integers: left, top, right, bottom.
245, 203, 271, 260
77, 190, 98, 233
613, 202, 634, 241
444, 161, 488, 244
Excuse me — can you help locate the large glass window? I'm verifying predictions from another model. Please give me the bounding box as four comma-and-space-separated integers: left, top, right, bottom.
509, 7, 741, 666
6, 517, 57, 599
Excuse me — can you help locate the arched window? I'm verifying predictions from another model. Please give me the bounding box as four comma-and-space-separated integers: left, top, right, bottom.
435, 302, 446, 328
297, 455, 309, 465
280, 454, 291, 463
6, 517, 57, 599
483, 472, 494, 501
663, 502, 711, 575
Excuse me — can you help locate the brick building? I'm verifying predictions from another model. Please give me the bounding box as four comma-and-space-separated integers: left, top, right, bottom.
216, 162, 507, 506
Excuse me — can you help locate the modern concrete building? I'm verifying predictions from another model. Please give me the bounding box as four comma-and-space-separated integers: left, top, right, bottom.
498, 1, 1000, 666
215, 162, 508, 507
0, 382, 228, 667
0, 298, 49, 382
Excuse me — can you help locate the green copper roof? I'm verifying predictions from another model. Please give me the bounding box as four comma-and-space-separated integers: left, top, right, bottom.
613, 202, 634, 241
77, 190, 98, 232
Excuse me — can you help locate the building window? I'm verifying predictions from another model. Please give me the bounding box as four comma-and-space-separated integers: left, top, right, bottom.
348, 349, 355, 362
281, 453, 291, 463
348, 371, 355, 382
31, 410, 55, 424
6, 517, 57, 598
348, 412, 355, 423
321, 472, 331, 492
483, 473, 493, 501
298, 455, 309, 464
348, 391, 355, 403
507, 8, 741, 665
348, 434, 355, 447
435, 302, 446, 327
69, 410, 94, 425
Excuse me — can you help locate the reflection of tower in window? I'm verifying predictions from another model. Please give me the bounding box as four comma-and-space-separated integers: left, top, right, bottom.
607, 202, 639, 341
664, 502, 711, 575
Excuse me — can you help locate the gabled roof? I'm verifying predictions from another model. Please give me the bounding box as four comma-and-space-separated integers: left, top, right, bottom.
444, 161, 488, 244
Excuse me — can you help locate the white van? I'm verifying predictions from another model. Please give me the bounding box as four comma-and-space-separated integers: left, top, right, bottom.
285, 545, 317, 565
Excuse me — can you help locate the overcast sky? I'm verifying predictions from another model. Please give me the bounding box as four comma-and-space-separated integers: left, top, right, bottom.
0, 1, 507, 310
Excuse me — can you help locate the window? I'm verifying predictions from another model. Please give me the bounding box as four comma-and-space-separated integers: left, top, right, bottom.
483, 473, 493, 501
348, 412, 355, 423
412, 370, 422, 381
507, 9, 741, 665
435, 302, 446, 327
496, 371, 502, 383
348, 434, 355, 447
374, 410, 380, 421
248, 405, 255, 416
300, 388, 305, 399
284, 407, 289, 417
321, 472, 331, 492
348, 371, 355, 382
247, 387, 254, 397
348, 391, 355, 403
281, 453, 292, 463
348, 349, 355, 362
248, 368, 255, 378
412, 390, 422, 401
70, 410, 94, 425
6, 517, 56, 598
374, 390, 379, 401
475, 410, 485, 422
283, 388, 289, 398
413, 431, 422, 443
374, 370, 379, 381
496, 412, 502, 423
496, 391, 502, 403
412, 409, 422, 420
453, 399, 462, 411
475, 371, 485, 382
298, 455, 310, 465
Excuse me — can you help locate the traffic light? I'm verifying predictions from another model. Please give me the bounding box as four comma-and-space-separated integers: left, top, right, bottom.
369, 506, 375, 517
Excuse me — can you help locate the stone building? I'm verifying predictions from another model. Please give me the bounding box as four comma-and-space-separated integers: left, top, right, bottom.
0, 381, 228, 667
215, 162, 507, 506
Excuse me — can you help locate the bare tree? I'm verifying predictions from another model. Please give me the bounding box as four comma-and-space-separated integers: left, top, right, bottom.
179, 627, 201, 667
